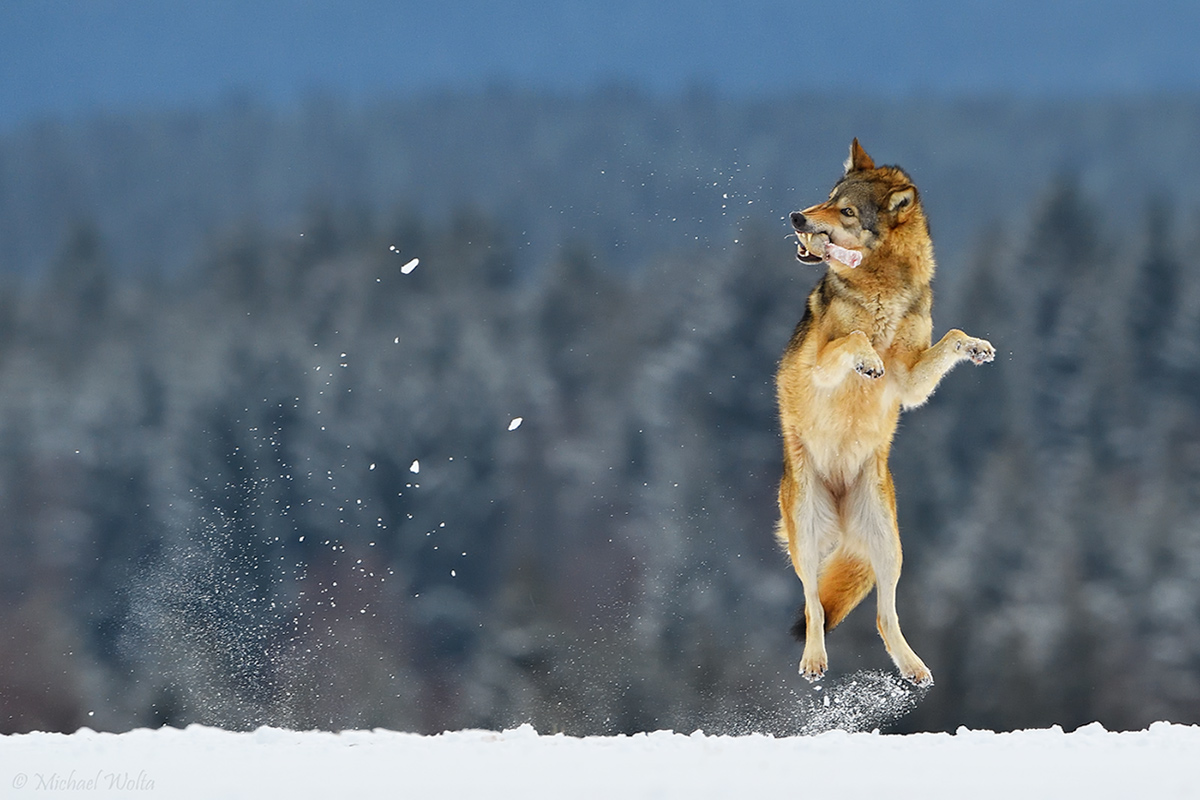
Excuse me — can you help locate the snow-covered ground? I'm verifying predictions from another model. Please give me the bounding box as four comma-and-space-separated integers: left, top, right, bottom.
0, 721, 1195, 799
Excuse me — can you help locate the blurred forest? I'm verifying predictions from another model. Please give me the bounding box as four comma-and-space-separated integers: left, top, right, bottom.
2, 88, 1200, 735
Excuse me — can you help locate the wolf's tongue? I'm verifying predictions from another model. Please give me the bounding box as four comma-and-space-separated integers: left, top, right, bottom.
825, 243, 862, 269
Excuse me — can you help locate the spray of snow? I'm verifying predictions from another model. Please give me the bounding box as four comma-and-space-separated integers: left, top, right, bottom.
690, 669, 928, 737
794, 670, 930, 735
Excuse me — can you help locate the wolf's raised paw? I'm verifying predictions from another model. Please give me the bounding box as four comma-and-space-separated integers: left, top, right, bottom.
957, 337, 995, 365
855, 356, 885, 379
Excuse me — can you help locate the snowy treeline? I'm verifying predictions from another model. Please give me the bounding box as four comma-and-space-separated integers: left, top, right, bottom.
1, 92, 1200, 735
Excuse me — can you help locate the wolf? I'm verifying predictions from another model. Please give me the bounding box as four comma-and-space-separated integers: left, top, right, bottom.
776, 139, 994, 685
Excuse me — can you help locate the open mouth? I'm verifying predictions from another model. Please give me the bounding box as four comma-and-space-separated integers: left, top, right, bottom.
794, 231, 864, 268
794, 231, 828, 265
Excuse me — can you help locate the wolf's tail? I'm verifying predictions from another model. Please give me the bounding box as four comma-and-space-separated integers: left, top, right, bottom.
790, 551, 875, 640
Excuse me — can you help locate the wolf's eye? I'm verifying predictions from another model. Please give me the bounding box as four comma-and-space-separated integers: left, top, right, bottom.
840, 207, 856, 218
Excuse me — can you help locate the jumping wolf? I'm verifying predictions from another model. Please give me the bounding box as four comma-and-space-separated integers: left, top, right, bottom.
776, 139, 994, 685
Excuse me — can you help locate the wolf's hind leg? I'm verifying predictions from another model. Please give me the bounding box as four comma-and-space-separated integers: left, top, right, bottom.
845, 458, 932, 686
779, 442, 839, 681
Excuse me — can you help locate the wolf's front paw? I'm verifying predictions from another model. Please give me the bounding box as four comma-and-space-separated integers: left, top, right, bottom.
956, 335, 995, 365
855, 352, 885, 379
844, 330, 883, 379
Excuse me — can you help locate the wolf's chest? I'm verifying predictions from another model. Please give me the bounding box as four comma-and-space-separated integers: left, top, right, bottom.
857, 292, 912, 351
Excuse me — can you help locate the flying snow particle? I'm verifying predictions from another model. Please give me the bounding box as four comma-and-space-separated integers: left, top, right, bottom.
508, 417, 523, 431
409, 460, 420, 474
400, 258, 419, 274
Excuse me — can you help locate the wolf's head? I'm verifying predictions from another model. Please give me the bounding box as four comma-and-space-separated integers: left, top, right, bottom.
790, 139, 924, 272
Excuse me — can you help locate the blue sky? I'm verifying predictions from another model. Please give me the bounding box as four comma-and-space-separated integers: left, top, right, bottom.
3, 0, 1200, 128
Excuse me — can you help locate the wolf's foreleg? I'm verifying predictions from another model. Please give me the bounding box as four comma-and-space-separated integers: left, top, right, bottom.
812, 330, 885, 388
899, 329, 993, 408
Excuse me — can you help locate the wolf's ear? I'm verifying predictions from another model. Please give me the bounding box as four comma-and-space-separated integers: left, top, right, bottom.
887, 185, 917, 220
844, 138, 875, 174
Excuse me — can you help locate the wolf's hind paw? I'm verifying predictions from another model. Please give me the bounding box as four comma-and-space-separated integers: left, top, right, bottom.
799, 654, 828, 682
900, 663, 934, 687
